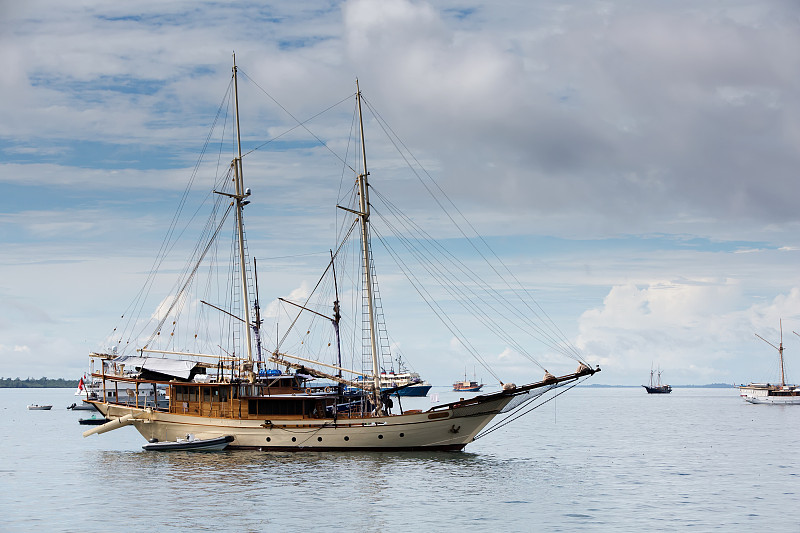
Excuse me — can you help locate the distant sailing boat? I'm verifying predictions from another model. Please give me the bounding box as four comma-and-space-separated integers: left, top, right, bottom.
643, 365, 671, 394
739, 320, 800, 405
81, 56, 600, 451
453, 369, 484, 392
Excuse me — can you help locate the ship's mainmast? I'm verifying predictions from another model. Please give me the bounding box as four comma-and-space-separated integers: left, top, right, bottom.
355, 81, 383, 415
231, 54, 255, 379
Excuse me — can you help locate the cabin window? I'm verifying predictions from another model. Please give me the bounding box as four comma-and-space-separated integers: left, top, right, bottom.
248, 399, 306, 416
203, 388, 211, 401
173, 386, 189, 402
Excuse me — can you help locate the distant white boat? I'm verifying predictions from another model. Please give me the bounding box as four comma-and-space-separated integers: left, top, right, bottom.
739, 320, 800, 405
28, 404, 52, 410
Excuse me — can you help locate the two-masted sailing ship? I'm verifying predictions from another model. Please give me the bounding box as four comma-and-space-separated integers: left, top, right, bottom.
82, 57, 600, 450
739, 320, 800, 405
642, 365, 671, 394
453, 370, 484, 392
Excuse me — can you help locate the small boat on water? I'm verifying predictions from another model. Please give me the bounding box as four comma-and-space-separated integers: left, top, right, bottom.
142, 435, 234, 451
28, 404, 53, 410
739, 321, 800, 405
453, 372, 483, 392
67, 402, 96, 411
643, 366, 671, 394
79, 416, 111, 425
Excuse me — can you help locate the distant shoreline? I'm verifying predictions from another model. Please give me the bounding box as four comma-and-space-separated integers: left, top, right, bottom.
580, 383, 736, 388
1, 378, 79, 388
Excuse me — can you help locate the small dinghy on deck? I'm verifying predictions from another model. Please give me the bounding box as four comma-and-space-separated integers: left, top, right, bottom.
142, 435, 234, 451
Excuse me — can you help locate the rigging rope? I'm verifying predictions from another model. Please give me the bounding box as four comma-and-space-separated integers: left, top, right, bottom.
112, 81, 235, 353
143, 203, 234, 349
370, 187, 575, 365
474, 376, 588, 440
275, 219, 359, 353
361, 96, 586, 364
369, 224, 502, 382
238, 69, 355, 172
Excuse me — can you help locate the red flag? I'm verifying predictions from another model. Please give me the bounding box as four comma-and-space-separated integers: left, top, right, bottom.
75, 376, 86, 396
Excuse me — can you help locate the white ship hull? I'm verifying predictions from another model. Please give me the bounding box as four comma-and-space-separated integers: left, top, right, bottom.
739, 384, 800, 405
92, 395, 513, 451
743, 322, 799, 405
742, 395, 800, 405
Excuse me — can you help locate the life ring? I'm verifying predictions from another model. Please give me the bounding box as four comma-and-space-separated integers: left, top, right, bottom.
305, 388, 313, 395
324, 387, 332, 393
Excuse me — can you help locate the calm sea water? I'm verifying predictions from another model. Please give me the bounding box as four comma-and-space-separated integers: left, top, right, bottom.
2, 386, 798, 532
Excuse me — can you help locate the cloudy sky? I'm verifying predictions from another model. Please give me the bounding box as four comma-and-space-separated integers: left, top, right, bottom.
1, 0, 799, 386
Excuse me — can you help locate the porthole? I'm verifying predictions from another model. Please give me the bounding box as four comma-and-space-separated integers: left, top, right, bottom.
344, 436, 350, 441
266, 437, 271, 442
292, 437, 297, 442
317, 437, 323, 442
378, 434, 383, 439
399, 433, 404, 437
